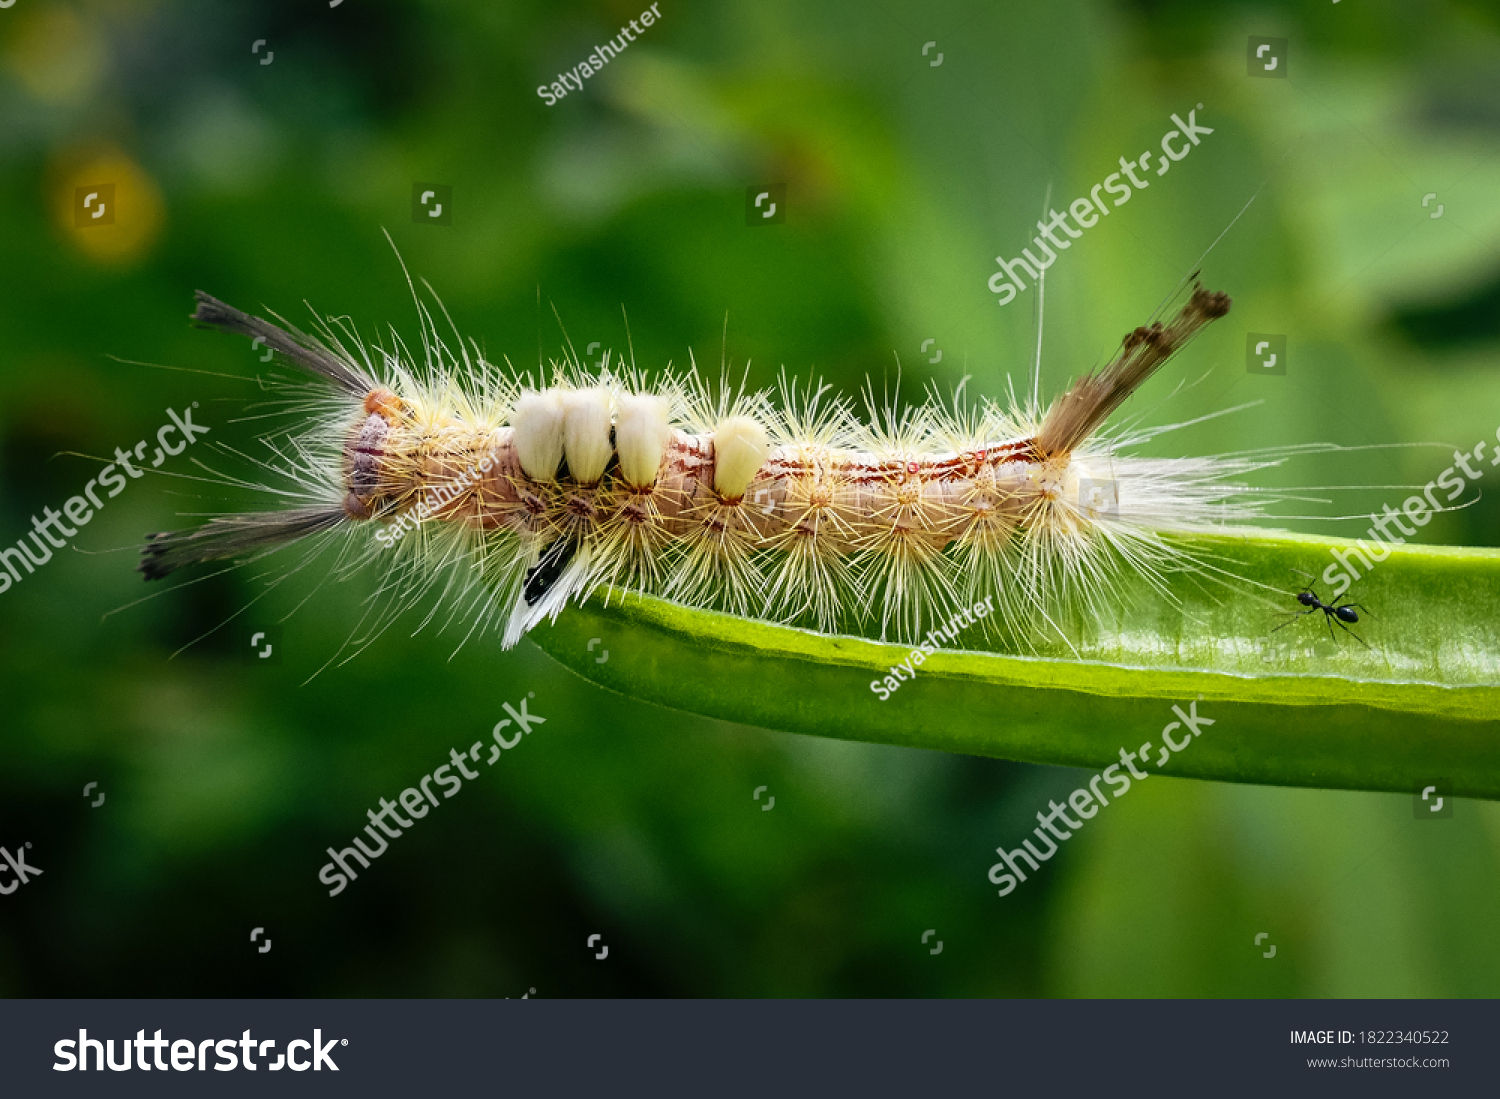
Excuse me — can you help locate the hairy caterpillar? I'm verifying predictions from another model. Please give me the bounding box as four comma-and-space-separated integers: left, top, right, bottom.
139, 277, 1276, 658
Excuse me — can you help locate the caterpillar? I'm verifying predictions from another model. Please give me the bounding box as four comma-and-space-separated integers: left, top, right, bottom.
138, 277, 1276, 659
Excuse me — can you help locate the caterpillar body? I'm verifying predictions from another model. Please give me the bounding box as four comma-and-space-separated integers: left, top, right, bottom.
140, 282, 1272, 656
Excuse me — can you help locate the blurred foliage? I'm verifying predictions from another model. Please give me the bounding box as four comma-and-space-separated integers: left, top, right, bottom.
1, 0, 1498, 998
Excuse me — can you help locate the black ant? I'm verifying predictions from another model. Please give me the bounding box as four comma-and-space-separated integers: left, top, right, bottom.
1271, 571, 1373, 649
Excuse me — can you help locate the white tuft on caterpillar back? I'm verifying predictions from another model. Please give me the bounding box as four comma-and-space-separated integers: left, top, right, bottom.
141, 283, 1276, 654
512, 390, 567, 482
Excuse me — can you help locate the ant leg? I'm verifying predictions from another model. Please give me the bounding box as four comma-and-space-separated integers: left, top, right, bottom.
1330, 614, 1372, 650
1270, 609, 1316, 634
1325, 612, 1338, 644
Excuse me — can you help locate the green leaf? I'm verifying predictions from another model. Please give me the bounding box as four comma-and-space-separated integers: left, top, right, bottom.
529, 531, 1500, 800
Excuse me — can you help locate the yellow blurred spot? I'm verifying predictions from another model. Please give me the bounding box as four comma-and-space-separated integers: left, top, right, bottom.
2, 6, 108, 105
49, 143, 166, 266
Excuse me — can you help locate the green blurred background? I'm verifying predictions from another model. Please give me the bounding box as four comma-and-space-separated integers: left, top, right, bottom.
2, 0, 1499, 997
